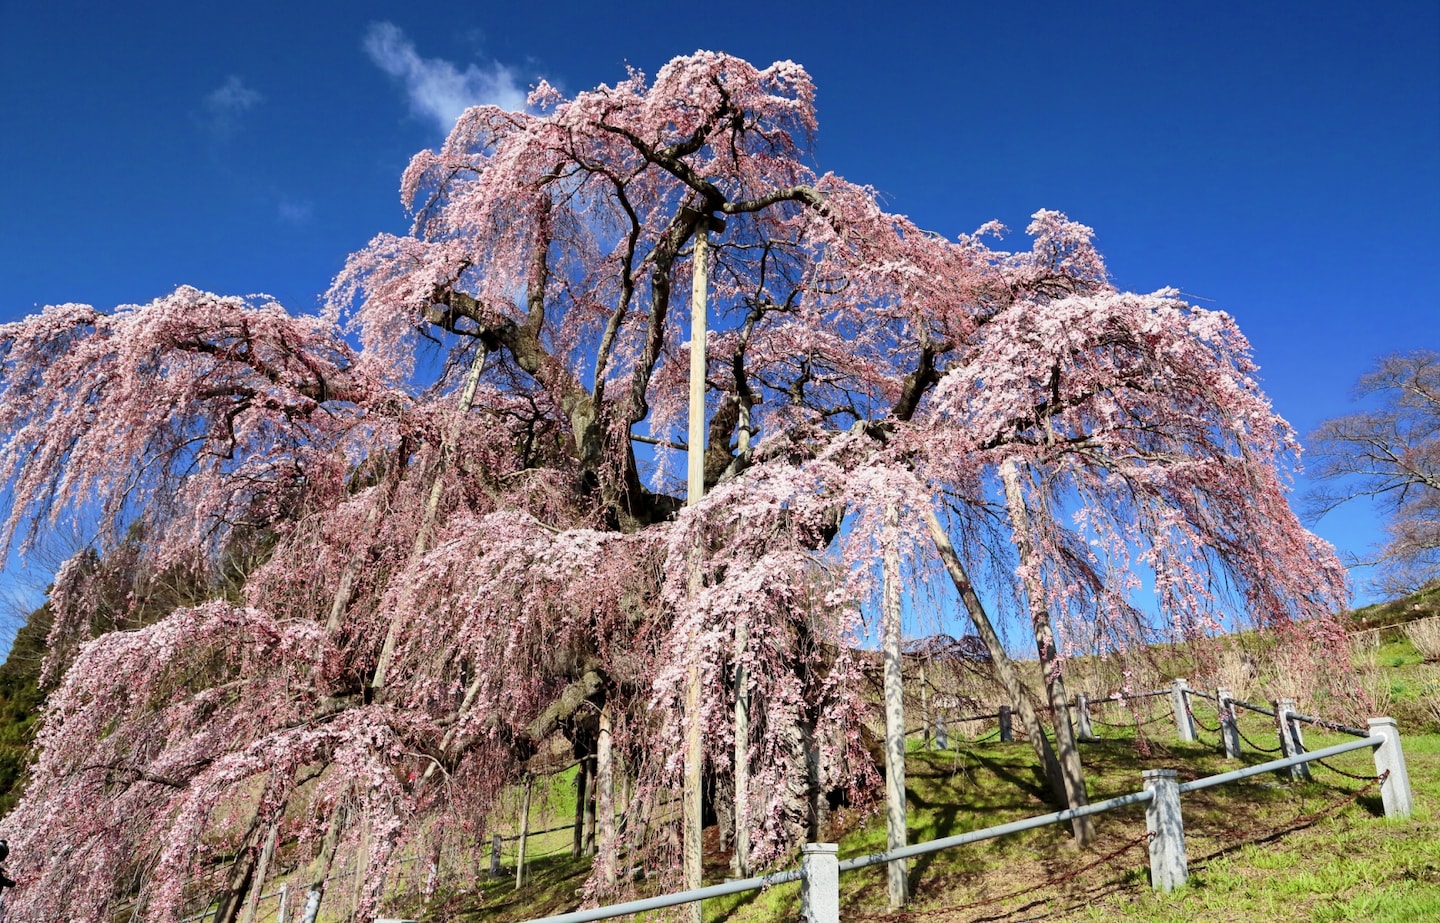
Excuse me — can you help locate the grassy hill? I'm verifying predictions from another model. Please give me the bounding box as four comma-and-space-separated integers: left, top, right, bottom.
414, 712, 1439, 923
4, 586, 1440, 921
386, 616, 1440, 923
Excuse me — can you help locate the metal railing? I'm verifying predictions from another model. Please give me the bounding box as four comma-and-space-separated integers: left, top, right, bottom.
521, 714, 1412, 923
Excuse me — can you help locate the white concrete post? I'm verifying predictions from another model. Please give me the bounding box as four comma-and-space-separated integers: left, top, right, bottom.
274, 883, 289, 923
800, 843, 840, 923
1171, 679, 1195, 743
1143, 769, 1188, 891
1217, 688, 1241, 760
1075, 692, 1095, 741
998, 704, 1013, 742
300, 887, 322, 923
1275, 699, 1310, 781
919, 661, 930, 749
1369, 717, 1414, 819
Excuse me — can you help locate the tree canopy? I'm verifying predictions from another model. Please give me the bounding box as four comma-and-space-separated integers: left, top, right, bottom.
0, 52, 1347, 922
1308, 350, 1440, 596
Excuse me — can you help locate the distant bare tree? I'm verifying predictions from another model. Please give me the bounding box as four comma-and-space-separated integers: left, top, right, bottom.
1308, 351, 1440, 595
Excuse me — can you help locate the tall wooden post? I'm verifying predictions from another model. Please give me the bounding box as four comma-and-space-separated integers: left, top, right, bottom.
999, 459, 1093, 844
516, 776, 532, 890
732, 391, 752, 879
349, 820, 371, 919
732, 616, 751, 877
598, 705, 617, 885
573, 759, 589, 858
682, 214, 712, 922
881, 505, 908, 907
239, 823, 278, 923
923, 506, 1069, 817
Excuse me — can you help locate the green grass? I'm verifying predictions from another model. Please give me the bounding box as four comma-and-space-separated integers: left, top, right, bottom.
416, 704, 1440, 923
1346, 581, 1440, 634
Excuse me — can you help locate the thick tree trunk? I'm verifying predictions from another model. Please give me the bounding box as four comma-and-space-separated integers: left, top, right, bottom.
881, 506, 909, 907
803, 715, 826, 840
999, 459, 1094, 845
923, 506, 1068, 804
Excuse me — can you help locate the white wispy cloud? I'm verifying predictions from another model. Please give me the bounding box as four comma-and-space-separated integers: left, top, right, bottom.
363, 22, 529, 134
202, 75, 262, 137
277, 198, 314, 226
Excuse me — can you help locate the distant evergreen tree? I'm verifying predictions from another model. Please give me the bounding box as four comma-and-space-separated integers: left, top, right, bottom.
0, 604, 51, 815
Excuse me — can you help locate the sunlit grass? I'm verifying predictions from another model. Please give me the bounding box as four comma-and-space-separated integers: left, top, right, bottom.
388, 623, 1440, 923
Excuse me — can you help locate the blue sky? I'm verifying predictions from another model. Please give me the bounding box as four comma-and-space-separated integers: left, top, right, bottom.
0, 0, 1436, 622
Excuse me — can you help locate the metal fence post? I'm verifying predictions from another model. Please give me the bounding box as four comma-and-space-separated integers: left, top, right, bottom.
1217, 687, 1241, 760
998, 705, 1013, 742
1171, 679, 1195, 743
1143, 769, 1188, 891
1275, 699, 1309, 781
1368, 717, 1414, 819
1075, 693, 1095, 741
800, 843, 840, 923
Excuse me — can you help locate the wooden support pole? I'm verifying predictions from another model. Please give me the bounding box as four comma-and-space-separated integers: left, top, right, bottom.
598, 705, 617, 886
682, 216, 711, 923
881, 505, 908, 908
516, 776, 532, 891
238, 824, 278, 923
